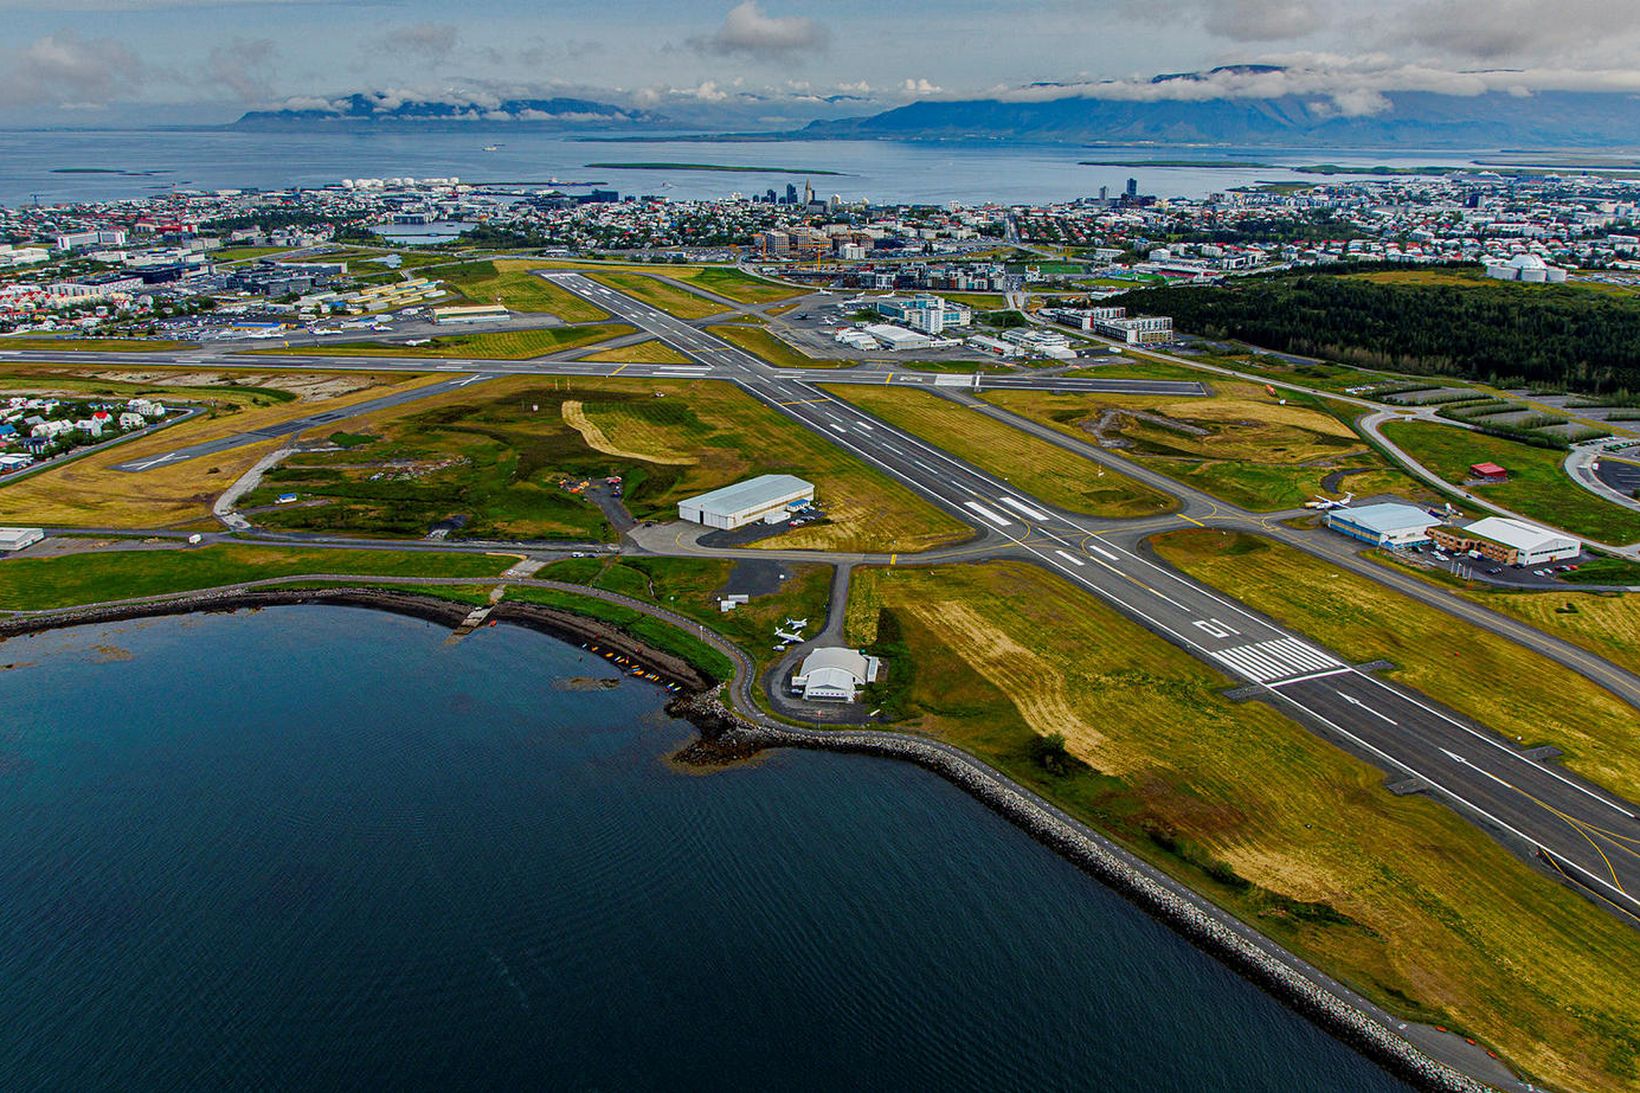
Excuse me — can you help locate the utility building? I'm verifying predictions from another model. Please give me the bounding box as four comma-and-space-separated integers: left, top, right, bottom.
678, 475, 814, 530
0, 527, 44, 552
1324, 503, 1441, 548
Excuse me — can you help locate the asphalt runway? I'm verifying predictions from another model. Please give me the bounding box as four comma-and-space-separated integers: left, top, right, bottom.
541, 270, 1640, 920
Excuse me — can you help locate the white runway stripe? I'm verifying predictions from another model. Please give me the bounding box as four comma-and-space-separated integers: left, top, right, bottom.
1210, 637, 1345, 683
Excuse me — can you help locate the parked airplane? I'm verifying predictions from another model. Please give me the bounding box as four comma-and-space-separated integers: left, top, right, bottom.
1303, 492, 1353, 510
775, 629, 806, 644
783, 618, 809, 630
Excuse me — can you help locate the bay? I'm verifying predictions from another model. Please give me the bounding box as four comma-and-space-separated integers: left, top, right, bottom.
0, 605, 1409, 1091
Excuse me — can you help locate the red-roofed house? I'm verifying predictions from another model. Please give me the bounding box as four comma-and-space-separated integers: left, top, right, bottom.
1469, 462, 1508, 482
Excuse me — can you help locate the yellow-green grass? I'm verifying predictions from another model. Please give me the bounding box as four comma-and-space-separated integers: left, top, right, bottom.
983, 383, 1420, 511
1378, 551, 1640, 678
766, 302, 802, 316
0, 372, 438, 528
707, 324, 855, 368
210, 246, 291, 262
238, 376, 968, 552
531, 553, 831, 679
583, 271, 732, 319
249, 325, 635, 360
579, 339, 692, 364
683, 265, 806, 304
0, 337, 196, 353
1381, 419, 1640, 544
846, 560, 1640, 1093
439, 259, 610, 321
827, 385, 1175, 518
1152, 529, 1640, 798
0, 543, 510, 611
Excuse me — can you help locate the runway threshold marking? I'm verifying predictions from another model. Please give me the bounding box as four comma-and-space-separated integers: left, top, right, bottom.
610, 363, 629, 376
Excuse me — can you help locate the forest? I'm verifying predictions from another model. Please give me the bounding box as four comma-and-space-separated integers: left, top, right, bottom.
1116, 273, 1640, 394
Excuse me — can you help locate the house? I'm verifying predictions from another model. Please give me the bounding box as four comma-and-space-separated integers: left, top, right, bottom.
118, 412, 147, 430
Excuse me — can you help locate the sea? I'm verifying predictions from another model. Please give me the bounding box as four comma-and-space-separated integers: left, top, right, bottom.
0, 605, 1412, 1090
0, 127, 1500, 208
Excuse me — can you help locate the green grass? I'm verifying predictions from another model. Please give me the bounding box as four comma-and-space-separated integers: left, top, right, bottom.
252, 325, 634, 360
0, 544, 510, 611
500, 584, 735, 681
828, 385, 1175, 518
439, 259, 610, 322
684, 266, 806, 304
707, 324, 855, 368
1151, 529, 1640, 798
848, 560, 1640, 1093
1565, 555, 1640, 584
1380, 419, 1640, 544
583, 271, 731, 319
231, 376, 967, 552
211, 246, 292, 262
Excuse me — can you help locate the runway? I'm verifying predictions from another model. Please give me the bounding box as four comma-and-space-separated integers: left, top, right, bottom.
541, 270, 1640, 920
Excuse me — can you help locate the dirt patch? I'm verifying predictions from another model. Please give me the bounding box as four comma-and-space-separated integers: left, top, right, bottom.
561, 399, 696, 465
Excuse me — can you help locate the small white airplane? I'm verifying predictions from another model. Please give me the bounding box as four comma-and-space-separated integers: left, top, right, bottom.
1302, 491, 1353, 510
817, 289, 833, 296
775, 628, 806, 644
783, 617, 809, 629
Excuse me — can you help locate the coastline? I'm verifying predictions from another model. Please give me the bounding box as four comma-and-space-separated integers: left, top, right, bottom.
0, 590, 1497, 1093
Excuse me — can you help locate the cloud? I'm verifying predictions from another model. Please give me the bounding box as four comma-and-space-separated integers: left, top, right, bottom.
0, 31, 146, 107
204, 36, 277, 101
901, 77, 942, 96
983, 56, 1640, 117
1383, 0, 1640, 62
688, 1, 828, 60
381, 23, 460, 62
1204, 0, 1326, 40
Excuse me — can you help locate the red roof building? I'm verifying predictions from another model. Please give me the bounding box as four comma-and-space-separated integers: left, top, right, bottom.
1469, 462, 1508, 481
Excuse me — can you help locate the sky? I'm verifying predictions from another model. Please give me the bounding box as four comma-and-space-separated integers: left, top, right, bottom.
2, 0, 1639, 126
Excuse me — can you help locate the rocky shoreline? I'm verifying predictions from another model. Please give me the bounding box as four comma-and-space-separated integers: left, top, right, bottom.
667, 690, 1494, 1093
3, 590, 1494, 1092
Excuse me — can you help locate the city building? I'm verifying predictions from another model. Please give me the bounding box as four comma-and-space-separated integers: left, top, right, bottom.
790, 646, 881, 702
677, 474, 815, 530
1430, 516, 1580, 565
874, 294, 972, 334
1324, 503, 1442, 548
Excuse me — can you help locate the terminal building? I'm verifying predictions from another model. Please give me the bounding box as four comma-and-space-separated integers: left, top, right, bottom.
1430, 516, 1579, 566
790, 646, 881, 702
874, 295, 972, 334
678, 474, 815, 530
1324, 503, 1442, 548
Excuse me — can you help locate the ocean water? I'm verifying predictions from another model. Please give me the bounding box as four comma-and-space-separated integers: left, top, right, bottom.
0, 606, 1410, 1091
0, 127, 1492, 207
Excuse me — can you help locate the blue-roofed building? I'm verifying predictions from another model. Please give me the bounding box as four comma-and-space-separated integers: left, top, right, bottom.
1324, 502, 1441, 548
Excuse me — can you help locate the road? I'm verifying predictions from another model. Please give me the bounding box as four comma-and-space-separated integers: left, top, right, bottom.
537, 270, 1640, 922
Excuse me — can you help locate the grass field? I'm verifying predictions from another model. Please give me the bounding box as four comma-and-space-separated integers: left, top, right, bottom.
583, 271, 732, 319
0, 337, 196, 353
211, 246, 291, 263
707, 324, 855, 368
0, 543, 510, 611
439, 259, 610, 322
983, 381, 1418, 510
537, 261, 804, 305
530, 553, 831, 680
0, 371, 432, 528
578, 339, 692, 364
238, 376, 967, 551
1380, 419, 1640, 544
845, 560, 1640, 1093
827, 385, 1175, 518
1152, 529, 1640, 798
252, 325, 635, 361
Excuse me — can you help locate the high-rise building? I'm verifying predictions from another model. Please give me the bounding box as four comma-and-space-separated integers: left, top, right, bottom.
784, 183, 798, 205
1125, 177, 1139, 198
803, 180, 815, 205
1098, 185, 1108, 201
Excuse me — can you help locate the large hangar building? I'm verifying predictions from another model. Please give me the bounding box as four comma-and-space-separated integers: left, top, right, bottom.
678, 474, 815, 530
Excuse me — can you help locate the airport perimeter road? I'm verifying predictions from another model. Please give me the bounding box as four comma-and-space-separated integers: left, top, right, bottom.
542, 271, 1640, 921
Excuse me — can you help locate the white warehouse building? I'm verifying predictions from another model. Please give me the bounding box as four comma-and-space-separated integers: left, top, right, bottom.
791, 646, 881, 702
678, 474, 815, 530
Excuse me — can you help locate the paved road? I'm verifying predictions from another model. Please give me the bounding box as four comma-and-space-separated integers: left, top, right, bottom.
537, 270, 1640, 922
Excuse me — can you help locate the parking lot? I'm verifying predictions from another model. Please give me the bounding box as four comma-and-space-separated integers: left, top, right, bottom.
1593, 455, 1640, 498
